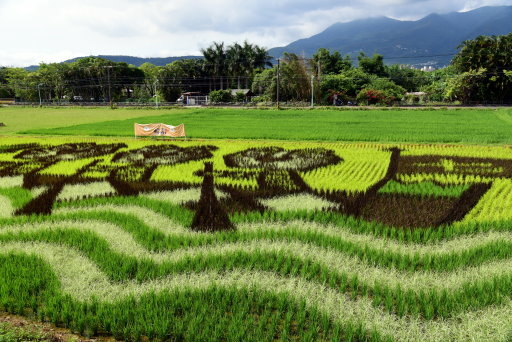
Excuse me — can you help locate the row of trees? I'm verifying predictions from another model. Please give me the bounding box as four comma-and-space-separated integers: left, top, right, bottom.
253, 32, 512, 105
202, 41, 272, 90
0, 41, 272, 103
252, 50, 433, 105
1, 34, 511, 105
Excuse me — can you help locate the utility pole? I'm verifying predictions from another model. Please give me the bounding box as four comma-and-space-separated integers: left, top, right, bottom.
38, 84, 42, 106
311, 75, 314, 107
276, 58, 280, 108
104, 65, 113, 107
154, 79, 159, 109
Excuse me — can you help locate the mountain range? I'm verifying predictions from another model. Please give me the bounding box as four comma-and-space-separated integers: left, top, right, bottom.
268, 5, 512, 67
25, 5, 512, 70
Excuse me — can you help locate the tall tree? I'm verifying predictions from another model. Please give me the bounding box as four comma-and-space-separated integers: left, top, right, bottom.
386, 65, 430, 92
0, 67, 14, 98
37, 63, 70, 102
452, 33, 512, 102
358, 53, 387, 77
201, 42, 227, 90
227, 42, 244, 89
310, 48, 352, 76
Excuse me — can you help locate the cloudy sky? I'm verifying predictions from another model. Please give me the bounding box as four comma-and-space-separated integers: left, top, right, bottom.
0, 0, 511, 67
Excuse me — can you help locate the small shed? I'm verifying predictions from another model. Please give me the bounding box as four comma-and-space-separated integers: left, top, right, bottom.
404, 92, 427, 104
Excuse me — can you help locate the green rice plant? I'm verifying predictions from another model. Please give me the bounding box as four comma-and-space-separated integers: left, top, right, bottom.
3, 136, 512, 341
3, 242, 512, 341
261, 170, 299, 191
4, 208, 512, 322
301, 149, 391, 193
0, 176, 23, 188
0, 187, 33, 209
8, 201, 512, 275
214, 170, 259, 189
111, 165, 146, 182
378, 180, 469, 197
151, 160, 204, 184
39, 158, 99, 176
461, 178, 512, 223
0, 253, 375, 342
402, 144, 512, 160
57, 181, 117, 201
259, 193, 338, 212
141, 187, 227, 205
397, 173, 494, 185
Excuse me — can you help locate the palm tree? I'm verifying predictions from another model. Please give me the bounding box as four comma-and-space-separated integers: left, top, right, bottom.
227, 42, 244, 89
201, 42, 227, 90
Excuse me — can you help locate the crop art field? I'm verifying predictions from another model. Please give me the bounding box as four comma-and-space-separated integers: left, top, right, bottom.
2, 136, 512, 341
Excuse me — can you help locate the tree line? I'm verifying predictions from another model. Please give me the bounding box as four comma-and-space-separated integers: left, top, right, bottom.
1, 34, 511, 105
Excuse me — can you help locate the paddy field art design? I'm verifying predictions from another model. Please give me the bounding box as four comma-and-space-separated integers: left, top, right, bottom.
1, 138, 512, 341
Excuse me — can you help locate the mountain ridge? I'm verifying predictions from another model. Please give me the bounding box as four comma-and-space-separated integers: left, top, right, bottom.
268, 5, 512, 67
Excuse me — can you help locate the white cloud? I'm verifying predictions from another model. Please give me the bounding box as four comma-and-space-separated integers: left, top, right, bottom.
0, 0, 511, 66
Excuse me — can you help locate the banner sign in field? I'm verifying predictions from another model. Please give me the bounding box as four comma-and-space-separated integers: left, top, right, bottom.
134, 123, 186, 137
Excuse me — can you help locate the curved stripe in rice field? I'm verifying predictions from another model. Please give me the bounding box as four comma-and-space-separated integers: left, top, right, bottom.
30, 204, 512, 273
2, 242, 512, 342
0, 176, 23, 188
55, 195, 512, 244
0, 195, 13, 218
4, 211, 512, 319
50, 203, 512, 272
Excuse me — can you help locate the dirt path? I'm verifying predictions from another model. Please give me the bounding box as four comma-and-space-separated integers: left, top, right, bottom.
0, 312, 119, 342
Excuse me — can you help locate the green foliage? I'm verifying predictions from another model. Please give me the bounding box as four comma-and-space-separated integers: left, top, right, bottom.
202, 41, 272, 91
379, 180, 469, 197
234, 91, 247, 102
451, 33, 512, 102
338, 68, 376, 96
387, 65, 430, 92
357, 89, 395, 105
251, 68, 276, 97
278, 53, 313, 102
366, 79, 406, 99
0, 67, 14, 98
445, 68, 487, 103
250, 94, 272, 103
420, 81, 447, 102
209, 89, 233, 103
357, 53, 387, 77
356, 79, 405, 105
310, 48, 352, 76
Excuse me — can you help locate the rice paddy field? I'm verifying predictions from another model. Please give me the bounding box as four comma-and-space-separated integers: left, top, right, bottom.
2, 107, 512, 341
1, 106, 512, 143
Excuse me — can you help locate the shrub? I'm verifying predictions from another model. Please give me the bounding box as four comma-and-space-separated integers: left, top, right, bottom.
209, 90, 233, 104
357, 89, 396, 105
250, 95, 272, 104
234, 91, 247, 103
